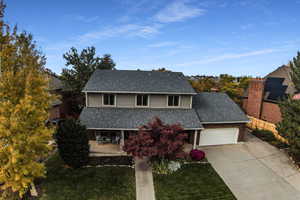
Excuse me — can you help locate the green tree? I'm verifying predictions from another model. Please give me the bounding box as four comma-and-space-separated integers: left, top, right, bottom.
0, 2, 54, 198
290, 51, 300, 92
152, 67, 171, 72
276, 52, 300, 163
99, 54, 116, 70
276, 98, 300, 160
61, 47, 116, 95
189, 74, 250, 105
56, 119, 89, 168
189, 77, 216, 92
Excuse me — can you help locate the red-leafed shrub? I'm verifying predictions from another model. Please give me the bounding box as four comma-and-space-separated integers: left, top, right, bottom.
123, 117, 187, 160
190, 149, 205, 161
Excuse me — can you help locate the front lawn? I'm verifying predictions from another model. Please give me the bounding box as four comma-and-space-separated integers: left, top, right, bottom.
154, 164, 236, 200
38, 153, 136, 200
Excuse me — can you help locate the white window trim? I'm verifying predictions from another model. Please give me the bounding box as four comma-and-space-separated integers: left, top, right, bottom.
102, 94, 117, 107
167, 95, 181, 107
135, 94, 150, 107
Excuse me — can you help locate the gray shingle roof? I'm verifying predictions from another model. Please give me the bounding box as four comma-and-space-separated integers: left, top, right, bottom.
79, 107, 202, 129
48, 75, 63, 91
193, 92, 249, 124
265, 65, 296, 95
83, 70, 196, 94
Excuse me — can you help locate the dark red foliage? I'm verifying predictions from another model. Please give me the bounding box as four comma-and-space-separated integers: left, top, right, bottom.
123, 117, 187, 160
190, 149, 205, 161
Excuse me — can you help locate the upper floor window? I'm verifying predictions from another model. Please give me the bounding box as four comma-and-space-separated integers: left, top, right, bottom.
168, 95, 180, 107
136, 94, 148, 106
103, 94, 115, 106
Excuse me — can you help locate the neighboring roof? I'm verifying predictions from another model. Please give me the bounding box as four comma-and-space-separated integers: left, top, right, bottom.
264, 77, 287, 101
48, 74, 63, 91
51, 99, 62, 107
83, 70, 196, 94
79, 107, 203, 130
265, 65, 296, 94
193, 92, 249, 124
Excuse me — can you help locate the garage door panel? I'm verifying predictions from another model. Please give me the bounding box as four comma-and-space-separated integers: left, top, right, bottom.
199, 128, 239, 146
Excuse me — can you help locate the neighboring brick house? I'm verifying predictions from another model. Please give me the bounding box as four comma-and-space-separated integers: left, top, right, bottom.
47, 73, 66, 121
79, 69, 249, 155
243, 65, 297, 124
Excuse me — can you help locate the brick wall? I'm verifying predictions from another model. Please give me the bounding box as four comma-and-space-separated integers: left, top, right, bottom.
261, 101, 282, 123
242, 98, 248, 111
245, 79, 265, 118
49, 106, 60, 120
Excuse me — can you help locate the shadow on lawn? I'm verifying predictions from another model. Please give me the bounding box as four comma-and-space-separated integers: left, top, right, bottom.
35, 153, 136, 200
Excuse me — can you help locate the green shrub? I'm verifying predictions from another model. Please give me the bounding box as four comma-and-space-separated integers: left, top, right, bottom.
151, 159, 182, 175
252, 129, 275, 142
251, 128, 289, 149
56, 119, 89, 168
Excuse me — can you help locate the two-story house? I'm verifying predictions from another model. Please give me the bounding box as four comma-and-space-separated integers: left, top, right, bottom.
79, 70, 249, 155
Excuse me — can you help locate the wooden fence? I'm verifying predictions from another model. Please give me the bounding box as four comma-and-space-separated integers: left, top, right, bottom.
246, 116, 288, 144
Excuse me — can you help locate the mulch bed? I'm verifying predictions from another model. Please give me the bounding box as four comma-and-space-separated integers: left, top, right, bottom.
88, 156, 134, 166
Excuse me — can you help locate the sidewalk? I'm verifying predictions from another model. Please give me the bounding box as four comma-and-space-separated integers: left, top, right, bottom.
135, 157, 156, 200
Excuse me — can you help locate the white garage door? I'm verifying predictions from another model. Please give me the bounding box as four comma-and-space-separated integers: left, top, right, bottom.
199, 128, 239, 146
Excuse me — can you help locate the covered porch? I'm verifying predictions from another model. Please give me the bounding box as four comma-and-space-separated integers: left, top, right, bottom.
88, 129, 130, 157
88, 129, 201, 156
89, 141, 127, 156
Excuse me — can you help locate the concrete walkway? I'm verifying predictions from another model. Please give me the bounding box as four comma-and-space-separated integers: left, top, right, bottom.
203, 133, 300, 200
135, 158, 156, 200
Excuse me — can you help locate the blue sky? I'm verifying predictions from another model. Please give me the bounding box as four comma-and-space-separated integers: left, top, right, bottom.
5, 0, 300, 76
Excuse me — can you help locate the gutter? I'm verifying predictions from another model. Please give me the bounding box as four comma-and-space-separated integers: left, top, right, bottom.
82, 90, 197, 95
200, 120, 250, 124
86, 127, 204, 131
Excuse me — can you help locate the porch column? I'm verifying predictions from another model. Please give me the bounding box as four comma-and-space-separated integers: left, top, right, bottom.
85, 92, 88, 107
120, 130, 125, 151
193, 130, 198, 149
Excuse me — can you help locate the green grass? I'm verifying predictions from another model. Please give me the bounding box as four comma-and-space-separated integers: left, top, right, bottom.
38, 153, 136, 200
154, 164, 236, 200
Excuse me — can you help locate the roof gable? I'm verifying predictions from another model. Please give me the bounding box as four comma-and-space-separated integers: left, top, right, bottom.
265, 65, 295, 95
264, 77, 288, 101
83, 70, 196, 94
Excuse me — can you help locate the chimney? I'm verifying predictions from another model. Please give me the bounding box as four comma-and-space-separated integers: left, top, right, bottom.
246, 78, 265, 118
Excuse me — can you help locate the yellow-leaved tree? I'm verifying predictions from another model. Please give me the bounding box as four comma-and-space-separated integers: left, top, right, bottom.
0, 1, 54, 198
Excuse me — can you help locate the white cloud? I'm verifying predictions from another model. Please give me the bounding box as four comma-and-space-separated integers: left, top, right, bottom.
77, 23, 161, 43
44, 23, 162, 54
148, 41, 178, 48
154, 1, 205, 23
176, 49, 281, 66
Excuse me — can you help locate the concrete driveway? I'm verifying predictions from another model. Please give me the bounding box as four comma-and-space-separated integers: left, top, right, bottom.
202, 133, 300, 200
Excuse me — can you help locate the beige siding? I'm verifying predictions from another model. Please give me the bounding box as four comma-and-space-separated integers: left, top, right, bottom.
86, 93, 193, 108
87, 93, 102, 107
181, 95, 192, 108
117, 94, 135, 107
150, 95, 167, 108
